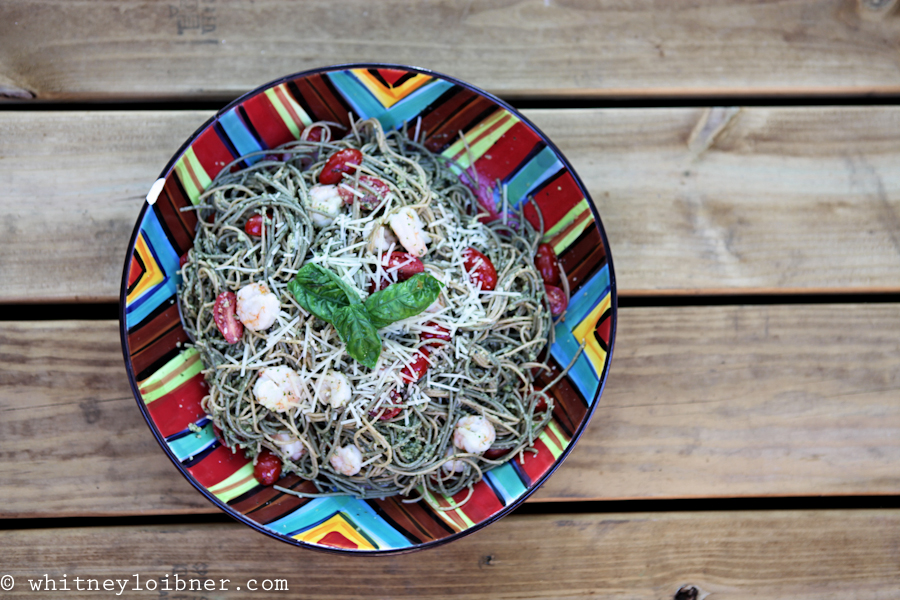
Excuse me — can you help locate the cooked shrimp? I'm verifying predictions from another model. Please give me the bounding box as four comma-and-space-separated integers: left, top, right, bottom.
236, 282, 280, 331
318, 371, 351, 409
363, 217, 399, 253
272, 432, 306, 460
452, 415, 496, 454
330, 444, 363, 476
442, 447, 466, 474
388, 207, 431, 257
307, 184, 343, 227
253, 365, 305, 413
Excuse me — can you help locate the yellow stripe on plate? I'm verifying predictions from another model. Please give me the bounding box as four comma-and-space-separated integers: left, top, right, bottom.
139, 349, 202, 404
208, 463, 256, 503
441, 111, 519, 170
571, 292, 612, 376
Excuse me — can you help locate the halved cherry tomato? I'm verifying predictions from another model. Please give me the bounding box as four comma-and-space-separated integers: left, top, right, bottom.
369, 389, 402, 421
338, 175, 390, 210
245, 214, 265, 237
244, 209, 273, 237
253, 449, 282, 486
178, 253, 189, 268
544, 284, 568, 316
462, 247, 498, 291
535, 243, 561, 286
419, 321, 451, 346
386, 252, 425, 280
369, 252, 425, 292
213, 291, 243, 344
319, 148, 363, 185
533, 395, 550, 413
401, 348, 431, 383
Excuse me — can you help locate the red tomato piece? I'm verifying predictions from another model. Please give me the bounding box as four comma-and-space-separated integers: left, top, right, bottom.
401, 348, 431, 384
244, 209, 273, 237
212, 291, 243, 344
386, 252, 425, 280
544, 284, 568, 316
338, 175, 390, 210
483, 448, 511, 460
302, 126, 323, 142
178, 253, 189, 268
462, 247, 498, 291
419, 321, 451, 346
369, 252, 425, 292
253, 449, 282, 486
369, 389, 402, 421
535, 243, 562, 285
319, 148, 363, 185
244, 214, 265, 237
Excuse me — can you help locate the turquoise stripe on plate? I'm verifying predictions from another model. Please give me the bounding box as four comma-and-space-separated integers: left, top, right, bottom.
126, 210, 181, 327
329, 71, 454, 132
327, 71, 383, 120
374, 79, 454, 131
219, 108, 264, 163
565, 265, 611, 326
508, 146, 561, 206
485, 462, 528, 505
550, 324, 600, 402
547, 265, 610, 402
168, 422, 216, 462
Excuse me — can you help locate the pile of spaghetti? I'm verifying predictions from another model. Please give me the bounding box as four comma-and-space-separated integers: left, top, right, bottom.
178, 117, 569, 501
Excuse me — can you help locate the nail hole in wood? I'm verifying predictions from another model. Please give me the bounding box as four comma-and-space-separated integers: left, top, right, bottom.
674, 585, 699, 600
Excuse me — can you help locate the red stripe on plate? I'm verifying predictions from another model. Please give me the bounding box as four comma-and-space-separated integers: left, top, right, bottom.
146, 372, 209, 438
242, 93, 294, 149
455, 479, 504, 524
516, 438, 557, 484
128, 254, 143, 288
524, 171, 584, 233
186, 444, 251, 488
190, 127, 236, 180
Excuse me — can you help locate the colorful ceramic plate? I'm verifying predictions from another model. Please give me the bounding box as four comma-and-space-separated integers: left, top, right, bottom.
120, 64, 616, 554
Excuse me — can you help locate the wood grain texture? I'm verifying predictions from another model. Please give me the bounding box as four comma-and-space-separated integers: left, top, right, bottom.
1, 304, 897, 517
2, 510, 900, 599
3, 106, 900, 302
3, 0, 900, 100
0, 111, 206, 303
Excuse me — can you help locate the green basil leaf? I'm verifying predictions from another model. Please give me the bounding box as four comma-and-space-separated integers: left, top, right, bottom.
288, 263, 361, 322
332, 304, 382, 369
363, 273, 443, 329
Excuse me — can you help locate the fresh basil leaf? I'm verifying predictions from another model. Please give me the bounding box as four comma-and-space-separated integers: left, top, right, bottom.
363, 273, 443, 329
288, 263, 361, 322
332, 304, 382, 369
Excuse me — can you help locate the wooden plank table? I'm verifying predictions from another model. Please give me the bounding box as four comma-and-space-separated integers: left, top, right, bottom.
1, 1, 899, 597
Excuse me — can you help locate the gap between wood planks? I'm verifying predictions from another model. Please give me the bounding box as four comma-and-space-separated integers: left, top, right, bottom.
1, 495, 899, 532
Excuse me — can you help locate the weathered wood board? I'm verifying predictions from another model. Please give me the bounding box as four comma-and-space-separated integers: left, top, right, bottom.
1, 510, 899, 599
2, 106, 900, 302
3, 0, 900, 100
1, 303, 897, 517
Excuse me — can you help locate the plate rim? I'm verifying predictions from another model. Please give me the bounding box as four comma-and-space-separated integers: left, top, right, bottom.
118, 62, 618, 555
